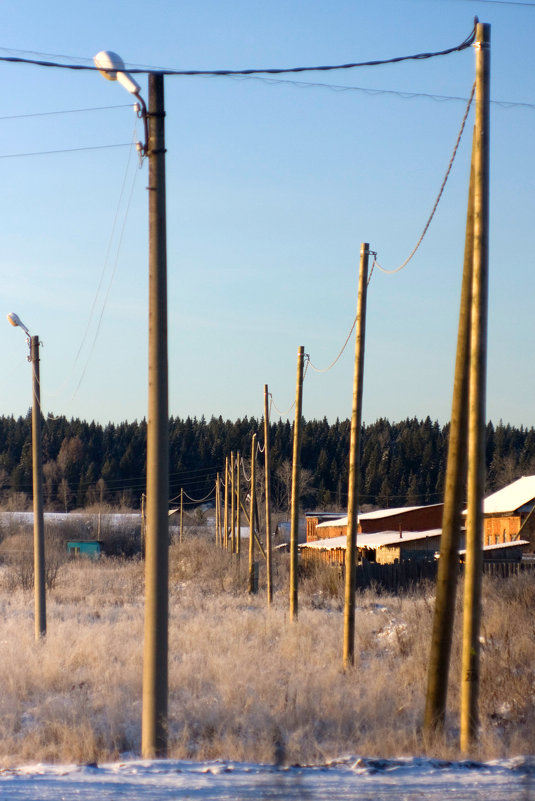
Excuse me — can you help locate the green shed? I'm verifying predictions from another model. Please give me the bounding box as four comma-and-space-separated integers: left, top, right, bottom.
66, 540, 102, 559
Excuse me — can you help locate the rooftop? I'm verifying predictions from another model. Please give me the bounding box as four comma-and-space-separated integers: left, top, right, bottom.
301, 529, 442, 551
315, 504, 443, 529
480, 476, 535, 515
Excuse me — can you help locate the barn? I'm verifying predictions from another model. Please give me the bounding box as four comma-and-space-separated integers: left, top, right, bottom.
307, 503, 444, 543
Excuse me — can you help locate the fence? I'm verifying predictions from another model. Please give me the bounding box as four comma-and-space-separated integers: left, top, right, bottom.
352, 558, 535, 595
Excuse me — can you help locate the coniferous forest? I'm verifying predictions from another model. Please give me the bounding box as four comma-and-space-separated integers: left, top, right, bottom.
0, 412, 534, 513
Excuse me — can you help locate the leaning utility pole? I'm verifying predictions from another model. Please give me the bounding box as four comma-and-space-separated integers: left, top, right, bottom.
461, 21, 490, 753
289, 346, 305, 622
343, 244, 369, 669
424, 136, 475, 735
30, 335, 46, 640
142, 72, 169, 759
264, 384, 273, 605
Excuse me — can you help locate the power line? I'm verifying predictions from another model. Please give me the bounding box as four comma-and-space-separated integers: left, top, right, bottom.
0, 24, 476, 76
229, 74, 535, 110
0, 103, 133, 121
0, 142, 133, 159
373, 81, 475, 276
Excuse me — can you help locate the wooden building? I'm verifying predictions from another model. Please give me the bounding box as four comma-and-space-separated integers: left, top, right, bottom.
307, 503, 444, 543
477, 476, 535, 551
301, 529, 528, 568
301, 528, 443, 566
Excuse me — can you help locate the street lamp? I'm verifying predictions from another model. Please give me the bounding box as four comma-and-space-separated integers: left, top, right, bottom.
94, 53, 169, 758
7, 312, 46, 639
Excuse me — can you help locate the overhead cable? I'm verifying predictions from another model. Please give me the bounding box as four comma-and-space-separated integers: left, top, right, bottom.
0, 142, 133, 159
0, 23, 476, 76
0, 103, 133, 121
374, 81, 475, 276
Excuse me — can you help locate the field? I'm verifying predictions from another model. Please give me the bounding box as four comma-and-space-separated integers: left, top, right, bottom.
0, 527, 533, 768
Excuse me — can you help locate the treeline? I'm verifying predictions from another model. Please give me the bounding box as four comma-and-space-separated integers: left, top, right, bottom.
0, 412, 534, 512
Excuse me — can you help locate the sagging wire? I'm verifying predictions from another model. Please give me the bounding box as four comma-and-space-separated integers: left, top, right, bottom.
306, 312, 358, 373
241, 459, 252, 484
269, 391, 296, 419
181, 485, 217, 504
69, 117, 140, 403
373, 81, 475, 276
0, 22, 477, 77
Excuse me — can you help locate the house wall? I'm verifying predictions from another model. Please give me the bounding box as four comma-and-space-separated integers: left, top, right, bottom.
301, 547, 346, 567
484, 515, 521, 545
308, 524, 346, 542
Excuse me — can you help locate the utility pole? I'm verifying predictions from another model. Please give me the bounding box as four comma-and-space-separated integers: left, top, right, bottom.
264, 384, 273, 605
142, 72, 169, 760
224, 456, 229, 549
343, 244, 369, 668
141, 492, 146, 557
30, 335, 46, 640
231, 452, 236, 553
248, 434, 257, 593
461, 21, 490, 753
236, 451, 241, 557
424, 136, 475, 735
179, 488, 183, 543
215, 472, 220, 545
289, 346, 305, 622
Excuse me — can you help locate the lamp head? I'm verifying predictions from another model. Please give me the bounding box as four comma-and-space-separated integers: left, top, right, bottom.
7, 312, 30, 336
93, 50, 141, 95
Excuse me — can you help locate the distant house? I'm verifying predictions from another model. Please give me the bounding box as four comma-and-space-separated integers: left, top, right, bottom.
307, 503, 444, 543
475, 476, 535, 550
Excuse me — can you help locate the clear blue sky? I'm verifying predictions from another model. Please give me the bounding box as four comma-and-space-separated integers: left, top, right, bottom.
2, 0, 534, 427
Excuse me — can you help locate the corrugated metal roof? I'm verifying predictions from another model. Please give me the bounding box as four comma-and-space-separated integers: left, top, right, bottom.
481, 476, 535, 515
301, 529, 442, 551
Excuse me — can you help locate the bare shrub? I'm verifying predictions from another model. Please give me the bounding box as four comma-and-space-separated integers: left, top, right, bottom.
0, 527, 68, 592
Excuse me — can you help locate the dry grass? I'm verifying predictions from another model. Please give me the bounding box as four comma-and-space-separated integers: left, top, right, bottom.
0, 533, 533, 766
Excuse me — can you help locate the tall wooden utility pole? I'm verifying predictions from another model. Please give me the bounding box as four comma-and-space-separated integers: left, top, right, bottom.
236, 451, 241, 557
142, 72, 169, 759
230, 452, 236, 553
461, 21, 490, 753
141, 492, 146, 557
179, 488, 183, 543
424, 137, 475, 735
224, 456, 229, 549
215, 472, 221, 545
343, 244, 369, 668
264, 384, 273, 605
248, 435, 257, 593
30, 335, 46, 640
289, 346, 305, 622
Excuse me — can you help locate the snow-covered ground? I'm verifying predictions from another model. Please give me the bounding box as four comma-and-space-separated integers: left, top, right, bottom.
0, 757, 533, 800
